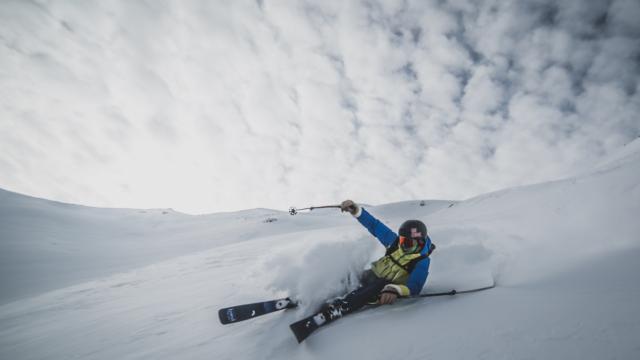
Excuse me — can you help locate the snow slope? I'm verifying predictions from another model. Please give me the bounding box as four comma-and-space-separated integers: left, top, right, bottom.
1, 140, 640, 359
0, 190, 351, 305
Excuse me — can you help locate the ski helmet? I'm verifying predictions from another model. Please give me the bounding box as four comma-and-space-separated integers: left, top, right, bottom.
398, 220, 427, 253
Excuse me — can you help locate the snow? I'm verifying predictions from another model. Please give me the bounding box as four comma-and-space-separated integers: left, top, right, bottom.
1, 140, 640, 359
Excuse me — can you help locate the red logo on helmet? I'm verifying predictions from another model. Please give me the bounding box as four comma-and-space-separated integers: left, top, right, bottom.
410, 228, 422, 238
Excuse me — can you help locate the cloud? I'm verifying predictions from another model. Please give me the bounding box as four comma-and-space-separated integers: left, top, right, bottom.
0, 0, 638, 214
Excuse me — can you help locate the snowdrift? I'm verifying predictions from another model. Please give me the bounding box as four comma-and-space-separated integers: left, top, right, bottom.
1, 140, 639, 359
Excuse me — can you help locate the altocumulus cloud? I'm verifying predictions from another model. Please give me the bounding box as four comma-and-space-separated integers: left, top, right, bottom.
0, 0, 638, 214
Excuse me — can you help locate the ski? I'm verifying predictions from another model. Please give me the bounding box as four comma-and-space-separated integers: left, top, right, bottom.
218, 297, 297, 325
289, 306, 340, 343
289, 283, 495, 343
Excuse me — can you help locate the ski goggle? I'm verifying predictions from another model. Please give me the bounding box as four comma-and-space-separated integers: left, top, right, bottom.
399, 236, 425, 252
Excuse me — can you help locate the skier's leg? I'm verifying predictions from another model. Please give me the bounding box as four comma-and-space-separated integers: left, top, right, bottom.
332, 276, 389, 315
358, 269, 379, 286
345, 277, 389, 310
318, 271, 389, 321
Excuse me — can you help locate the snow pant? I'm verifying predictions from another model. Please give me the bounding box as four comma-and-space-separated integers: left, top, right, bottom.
332, 270, 390, 315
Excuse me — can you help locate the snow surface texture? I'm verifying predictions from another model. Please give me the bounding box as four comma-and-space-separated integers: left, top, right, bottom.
1, 140, 640, 359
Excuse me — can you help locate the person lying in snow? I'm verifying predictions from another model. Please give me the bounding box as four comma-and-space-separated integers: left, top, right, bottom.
322, 200, 434, 318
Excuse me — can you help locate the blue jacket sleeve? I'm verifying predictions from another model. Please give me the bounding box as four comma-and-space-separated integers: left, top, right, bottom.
406, 257, 430, 295
356, 208, 398, 247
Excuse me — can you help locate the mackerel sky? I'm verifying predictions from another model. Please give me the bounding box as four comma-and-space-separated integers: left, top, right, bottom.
1, 0, 639, 214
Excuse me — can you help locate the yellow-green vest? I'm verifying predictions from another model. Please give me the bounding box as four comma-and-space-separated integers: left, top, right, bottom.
371, 246, 426, 284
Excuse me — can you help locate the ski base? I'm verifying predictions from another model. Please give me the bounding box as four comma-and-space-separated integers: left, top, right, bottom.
218, 297, 297, 325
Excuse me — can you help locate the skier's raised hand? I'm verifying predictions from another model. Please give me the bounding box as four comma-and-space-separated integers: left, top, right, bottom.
340, 200, 360, 216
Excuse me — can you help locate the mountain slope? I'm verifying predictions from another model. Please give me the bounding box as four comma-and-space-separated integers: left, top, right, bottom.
0, 140, 639, 359
0, 189, 353, 305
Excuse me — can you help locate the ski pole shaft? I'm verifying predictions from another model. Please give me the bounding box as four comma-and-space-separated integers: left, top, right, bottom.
415, 283, 495, 298
310, 205, 342, 211
289, 204, 341, 215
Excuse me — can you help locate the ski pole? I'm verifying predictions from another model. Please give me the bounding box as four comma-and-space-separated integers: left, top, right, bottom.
414, 283, 496, 298
289, 204, 342, 215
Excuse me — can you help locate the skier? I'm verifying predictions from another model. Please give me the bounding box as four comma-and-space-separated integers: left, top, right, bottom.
221, 200, 493, 342
322, 200, 434, 319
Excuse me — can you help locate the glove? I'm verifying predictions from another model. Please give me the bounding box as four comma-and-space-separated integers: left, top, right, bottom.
379, 285, 400, 305
340, 200, 360, 216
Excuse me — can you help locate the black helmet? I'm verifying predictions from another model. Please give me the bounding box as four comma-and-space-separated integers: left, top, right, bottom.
398, 220, 427, 253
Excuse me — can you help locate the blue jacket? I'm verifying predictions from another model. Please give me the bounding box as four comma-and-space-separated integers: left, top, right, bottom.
357, 208, 431, 296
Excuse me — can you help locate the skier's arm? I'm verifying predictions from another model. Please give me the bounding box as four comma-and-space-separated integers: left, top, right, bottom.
355, 208, 398, 247
405, 257, 430, 296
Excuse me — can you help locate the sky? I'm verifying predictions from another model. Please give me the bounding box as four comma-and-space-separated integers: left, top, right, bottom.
0, 0, 639, 214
